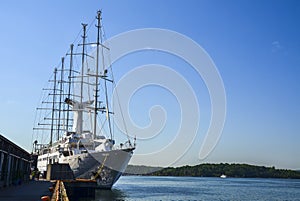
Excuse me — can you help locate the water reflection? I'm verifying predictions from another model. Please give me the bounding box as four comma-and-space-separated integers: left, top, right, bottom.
94, 188, 127, 201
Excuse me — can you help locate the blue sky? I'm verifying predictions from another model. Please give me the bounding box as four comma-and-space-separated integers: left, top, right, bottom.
0, 0, 299, 169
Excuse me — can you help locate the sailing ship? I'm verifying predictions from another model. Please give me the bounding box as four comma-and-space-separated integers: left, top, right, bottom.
33, 11, 135, 189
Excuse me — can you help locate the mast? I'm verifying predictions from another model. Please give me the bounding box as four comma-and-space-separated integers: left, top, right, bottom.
80, 24, 88, 104
50, 68, 58, 146
94, 10, 113, 140
93, 11, 101, 139
57, 57, 64, 140
66, 44, 74, 132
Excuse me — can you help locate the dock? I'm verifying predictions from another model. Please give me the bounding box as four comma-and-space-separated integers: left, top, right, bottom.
0, 179, 98, 201
0, 134, 99, 201
0, 180, 52, 201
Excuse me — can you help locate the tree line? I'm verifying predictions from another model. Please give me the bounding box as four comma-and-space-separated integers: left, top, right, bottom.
146, 163, 300, 179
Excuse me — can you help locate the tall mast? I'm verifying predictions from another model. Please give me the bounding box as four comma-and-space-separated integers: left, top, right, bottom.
93, 11, 101, 139
50, 68, 58, 146
57, 57, 65, 140
80, 24, 88, 104
66, 44, 74, 132
93, 10, 113, 140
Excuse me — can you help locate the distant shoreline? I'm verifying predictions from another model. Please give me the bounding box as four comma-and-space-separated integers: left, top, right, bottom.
124, 163, 300, 179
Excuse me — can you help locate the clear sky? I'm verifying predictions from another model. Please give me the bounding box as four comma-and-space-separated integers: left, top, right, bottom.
0, 0, 299, 170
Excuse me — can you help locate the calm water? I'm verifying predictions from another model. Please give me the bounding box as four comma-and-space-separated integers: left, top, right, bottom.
89, 176, 300, 201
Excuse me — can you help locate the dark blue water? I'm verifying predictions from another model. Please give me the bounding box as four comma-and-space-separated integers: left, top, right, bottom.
91, 176, 300, 201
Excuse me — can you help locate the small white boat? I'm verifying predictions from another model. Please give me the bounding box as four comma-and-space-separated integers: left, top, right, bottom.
220, 174, 227, 178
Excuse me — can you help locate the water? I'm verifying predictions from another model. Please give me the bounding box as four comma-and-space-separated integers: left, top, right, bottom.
89, 176, 300, 201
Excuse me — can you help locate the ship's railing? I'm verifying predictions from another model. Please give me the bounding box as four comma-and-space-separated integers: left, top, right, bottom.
113, 139, 136, 150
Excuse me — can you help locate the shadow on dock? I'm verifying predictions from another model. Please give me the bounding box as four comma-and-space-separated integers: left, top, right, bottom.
0, 180, 52, 201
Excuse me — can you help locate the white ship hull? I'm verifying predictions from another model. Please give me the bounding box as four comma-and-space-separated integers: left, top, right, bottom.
37, 148, 134, 189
